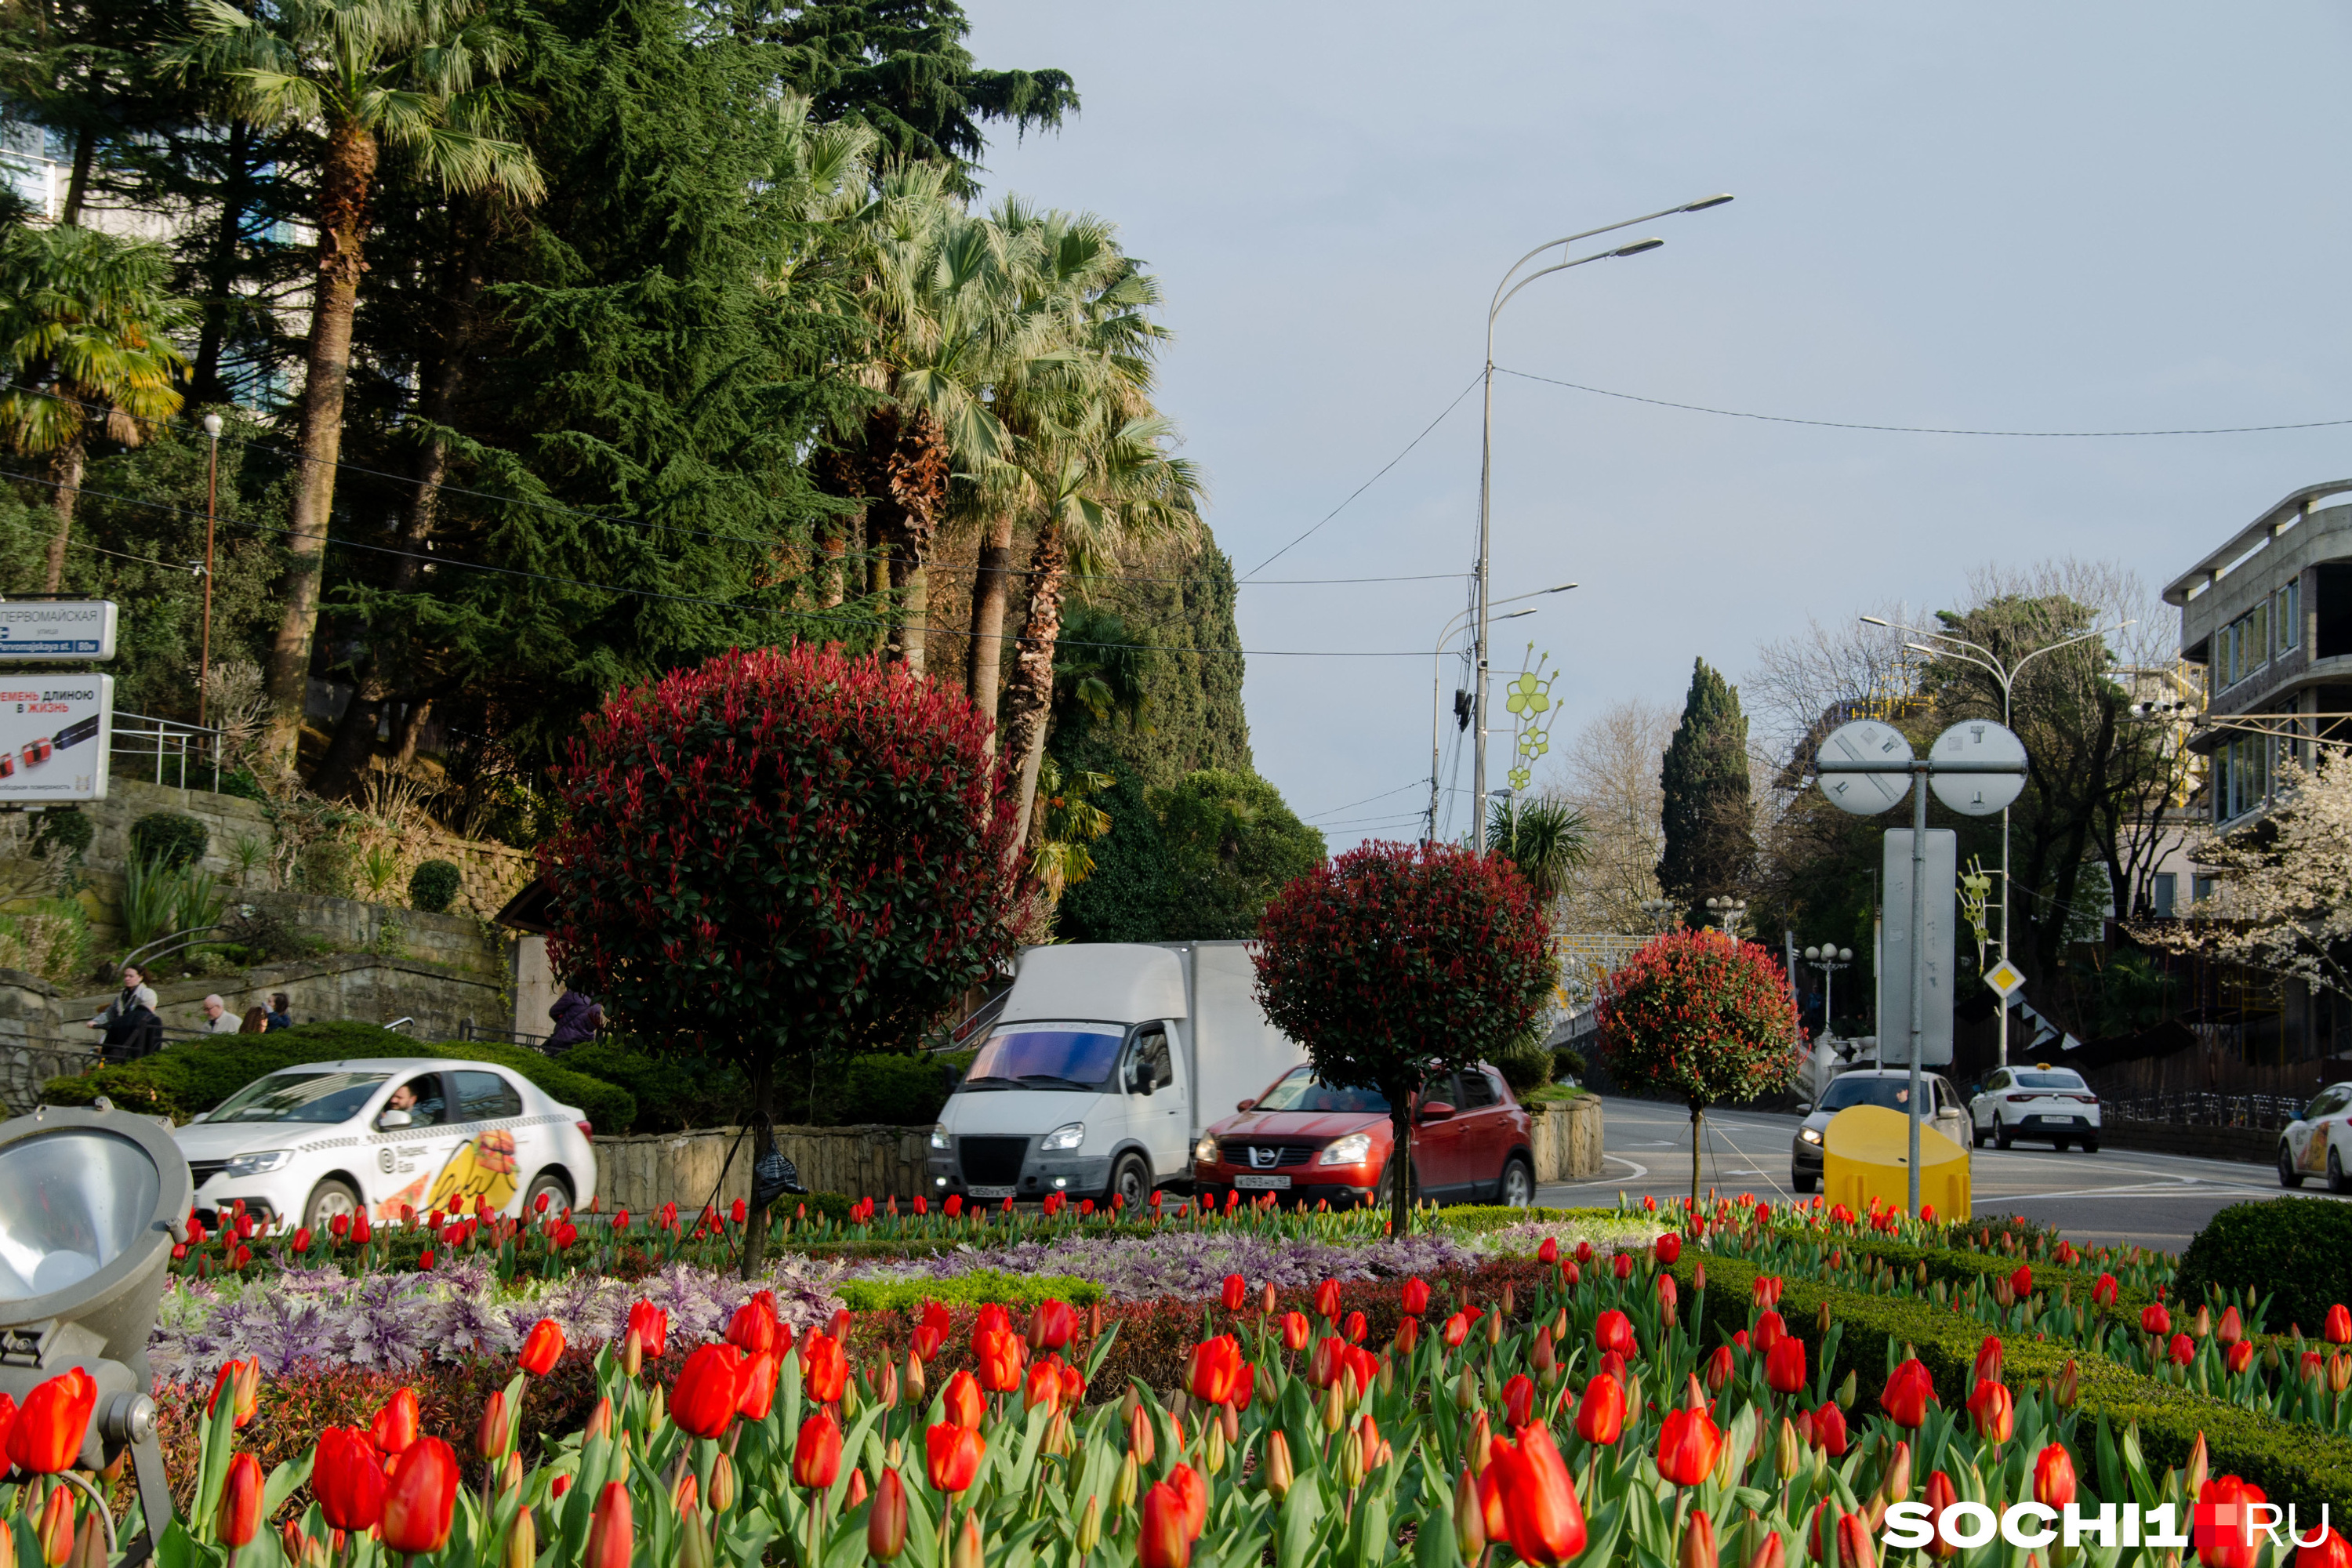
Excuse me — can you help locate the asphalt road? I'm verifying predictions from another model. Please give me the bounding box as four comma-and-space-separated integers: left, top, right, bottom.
1531, 1094, 2336, 1254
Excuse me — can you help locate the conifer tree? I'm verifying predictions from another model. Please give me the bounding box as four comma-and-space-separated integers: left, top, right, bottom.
1657, 656, 1755, 926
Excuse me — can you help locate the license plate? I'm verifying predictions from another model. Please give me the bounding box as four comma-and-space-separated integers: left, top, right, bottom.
966, 1185, 1014, 1200
1234, 1174, 1291, 1190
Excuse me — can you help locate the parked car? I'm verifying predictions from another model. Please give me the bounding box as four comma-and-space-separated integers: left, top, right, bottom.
1966, 1064, 2102, 1151
1192, 1062, 1537, 1210
1790, 1067, 1970, 1193
2278, 1081, 2352, 1190
173, 1058, 598, 1232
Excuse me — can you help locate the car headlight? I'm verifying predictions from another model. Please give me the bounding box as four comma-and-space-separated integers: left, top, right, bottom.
223, 1149, 292, 1177
1798, 1128, 1823, 1145
930, 1125, 950, 1151
1040, 1123, 1085, 1152
1319, 1133, 1374, 1167
1194, 1136, 1219, 1166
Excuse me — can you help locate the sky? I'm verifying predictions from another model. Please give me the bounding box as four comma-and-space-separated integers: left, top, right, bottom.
967, 3, 2352, 849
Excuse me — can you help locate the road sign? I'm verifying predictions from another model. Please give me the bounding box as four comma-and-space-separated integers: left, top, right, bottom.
1878, 828, 1955, 1066
0, 601, 116, 662
1817, 720, 1914, 816
0, 674, 113, 802
1929, 720, 2027, 816
1983, 958, 2025, 997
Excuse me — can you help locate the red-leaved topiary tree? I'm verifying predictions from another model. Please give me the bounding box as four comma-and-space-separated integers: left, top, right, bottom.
1251, 841, 1556, 1238
1594, 930, 1805, 1207
542, 644, 1016, 1269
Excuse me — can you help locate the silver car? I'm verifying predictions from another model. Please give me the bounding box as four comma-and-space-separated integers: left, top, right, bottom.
1789, 1068, 1970, 1194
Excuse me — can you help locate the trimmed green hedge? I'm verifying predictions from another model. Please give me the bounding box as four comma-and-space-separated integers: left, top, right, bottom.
42, 1021, 637, 1133
834, 1271, 1105, 1312
1675, 1250, 2352, 1512
2176, 1199, 2352, 1338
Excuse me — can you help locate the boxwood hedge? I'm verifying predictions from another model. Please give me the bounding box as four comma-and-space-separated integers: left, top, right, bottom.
2175, 1198, 2352, 1338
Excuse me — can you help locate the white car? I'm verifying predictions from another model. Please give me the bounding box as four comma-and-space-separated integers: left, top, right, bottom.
2278, 1082, 2352, 1191
173, 1058, 599, 1232
1967, 1063, 2102, 1152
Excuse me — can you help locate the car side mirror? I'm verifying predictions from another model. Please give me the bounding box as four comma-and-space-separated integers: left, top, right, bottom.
1418, 1101, 1456, 1122
1236, 1098, 1255, 1112
377, 1109, 412, 1130
1795, 1101, 1813, 1116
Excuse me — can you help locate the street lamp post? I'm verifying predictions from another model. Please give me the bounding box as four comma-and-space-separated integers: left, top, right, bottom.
1704, 895, 1749, 936
1428, 584, 1574, 842
197, 412, 223, 729
1472, 194, 1733, 815
1803, 944, 1853, 1036
1860, 615, 2129, 1066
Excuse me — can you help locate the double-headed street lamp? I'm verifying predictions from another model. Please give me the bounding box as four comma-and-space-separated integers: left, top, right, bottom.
1802, 943, 1853, 1036
1472, 193, 1733, 812
1860, 614, 2130, 1065
1428, 584, 1574, 841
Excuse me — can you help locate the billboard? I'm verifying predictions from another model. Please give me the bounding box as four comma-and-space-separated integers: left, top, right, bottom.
0, 675, 112, 801
0, 601, 117, 661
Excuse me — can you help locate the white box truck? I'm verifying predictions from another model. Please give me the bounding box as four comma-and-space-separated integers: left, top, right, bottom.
924, 941, 1307, 1209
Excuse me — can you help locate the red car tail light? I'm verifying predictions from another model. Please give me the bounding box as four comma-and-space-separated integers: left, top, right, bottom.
577, 1120, 593, 1138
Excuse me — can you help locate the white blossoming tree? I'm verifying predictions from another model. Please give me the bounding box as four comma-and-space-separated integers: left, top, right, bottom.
2139, 748, 2352, 996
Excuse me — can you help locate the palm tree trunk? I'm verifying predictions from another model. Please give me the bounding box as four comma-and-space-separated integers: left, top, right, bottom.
262, 122, 377, 775
998, 517, 1066, 848
898, 561, 929, 676
39, 436, 86, 593
966, 511, 1017, 740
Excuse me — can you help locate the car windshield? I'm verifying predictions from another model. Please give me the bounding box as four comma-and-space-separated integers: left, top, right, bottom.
1254, 1069, 1391, 1115
2014, 1073, 2085, 1091
207, 1071, 389, 1125
964, 1025, 1123, 1089
1820, 1076, 1914, 1111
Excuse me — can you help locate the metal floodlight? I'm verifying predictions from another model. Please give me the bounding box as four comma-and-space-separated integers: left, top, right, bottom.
1681, 194, 1736, 212
0, 1105, 190, 1549
1611, 238, 1665, 257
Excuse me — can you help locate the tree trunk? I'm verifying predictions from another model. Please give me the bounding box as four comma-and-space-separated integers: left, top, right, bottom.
998, 518, 1066, 849
741, 1058, 775, 1279
40, 436, 86, 593
894, 557, 929, 676
393, 697, 433, 766
1689, 1098, 1704, 1210
262, 122, 377, 775
190, 120, 254, 405
1389, 1101, 1414, 1239
966, 511, 1017, 742
59, 123, 96, 226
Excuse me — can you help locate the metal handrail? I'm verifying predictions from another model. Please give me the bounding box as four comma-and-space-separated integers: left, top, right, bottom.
109, 711, 222, 793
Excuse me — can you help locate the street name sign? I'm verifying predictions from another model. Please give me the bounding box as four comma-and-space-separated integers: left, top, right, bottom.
0, 601, 116, 661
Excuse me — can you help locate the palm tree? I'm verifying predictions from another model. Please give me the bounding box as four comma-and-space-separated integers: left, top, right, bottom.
1486, 794, 1592, 905
0, 224, 190, 591
1051, 602, 1152, 733
170, 0, 543, 771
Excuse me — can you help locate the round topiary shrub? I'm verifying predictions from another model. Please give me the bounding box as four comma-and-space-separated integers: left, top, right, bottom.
129, 811, 208, 869
29, 808, 93, 862
2175, 1197, 2352, 1334
408, 858, 462, 913
1494, 1035, 1555, 1095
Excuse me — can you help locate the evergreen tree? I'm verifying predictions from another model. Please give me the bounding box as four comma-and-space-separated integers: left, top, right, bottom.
1156, 768, 1326, 940
1657, 656, 1755, 925
1047, 728, 1171, 943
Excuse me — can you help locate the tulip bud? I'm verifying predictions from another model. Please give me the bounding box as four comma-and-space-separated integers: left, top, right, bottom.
1484, 1310, 1503, 1346
501, 1453, 524, 1497
1747, 1527, 1786, 1568
1075, 1494, 1102, 1555
903, 1350, 926, 1405
1455, 1369, 1479, 1411
708, 1453, 736, 1514
950, 1512, 983, 1568
1203, 1417, 1227, 1477
1264, 1431, 1294, 1499
1682, 1508, 1719, 1568
1112, 1450, 1140, 1513
502, 1507, 537, 1568
644, 1385, 665, 1430
1684, 1373, 1709, 1412
39, 1486, 72, 1568
2332, 1352, 2351, 1395
1322, 1380, 1347, 1434
477, 1390, 512, 1461
1339, 1430, 1367, 1490
876, 1356, 900, 1410
677, 1507, 712, 1568
622, 1327, 643, 1378
670, 1470, 698, 1519
2193, 1304, 2212, 1341
585, 1396, 615, 1440
1817, 1301, 1833, 1335
1454, 1467, 1486, 1560
2055, 1359, 2079, 1408
2183, 1432, 2209, 1502
868, 1471, 909, 1562
1835, 1370, 1857, 1410
1776, 1417, 1802, 1479
1879, 1440, 1911, 1504
1467, 1410, 1492, 1476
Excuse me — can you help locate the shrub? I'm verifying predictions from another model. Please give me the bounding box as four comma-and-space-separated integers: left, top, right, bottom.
0, 898, 89, 986
830, 1053, 954, 1127
40, 1021, 636, 1131
129, 811, 209, 870
296, 840, 356, 898
1553, 1047, 1586, 1082
554, 1040, 748, 1134
2175, 1198, 2352, 1336
408, 858, 462, 913
1494, 1035, 1553, 1095
27, 808, 93, 862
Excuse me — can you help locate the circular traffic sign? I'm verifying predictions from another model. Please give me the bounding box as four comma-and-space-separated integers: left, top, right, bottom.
1814, 719, 1914, 816
1928, 720, 2027, 816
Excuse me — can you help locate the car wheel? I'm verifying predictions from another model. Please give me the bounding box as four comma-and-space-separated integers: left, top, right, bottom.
1373, 1163, 1397, 1212
523, 1169, 572, 1217
1972, 1122, 1987, 1149
1994, 1118, 2013, 1150
2052, 1136, 2069, 1152
1498, 1156, 1535, 1209
2282, 1143, 2307, 1189
1792, 1171, 1817, 1195
1107, 1152, 1151, 1211
2330, 1147, 2350, 1196
303, 1178, 364, 1232
2082, 1137, 2099, 1153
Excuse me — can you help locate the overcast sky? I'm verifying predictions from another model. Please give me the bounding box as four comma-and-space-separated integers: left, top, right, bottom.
969, 3, 2352, 848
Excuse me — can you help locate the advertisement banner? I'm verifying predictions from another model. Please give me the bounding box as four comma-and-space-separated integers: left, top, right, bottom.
0, 674, 112, 801
0, 601, 118, 661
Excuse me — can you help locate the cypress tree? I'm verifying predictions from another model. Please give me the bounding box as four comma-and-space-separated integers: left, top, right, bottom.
1657, 657, 1755, 925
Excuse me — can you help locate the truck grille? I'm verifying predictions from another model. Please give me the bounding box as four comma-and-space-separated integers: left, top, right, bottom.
1220, 1142, 1317, 1169
958, 1137, 1029, 1187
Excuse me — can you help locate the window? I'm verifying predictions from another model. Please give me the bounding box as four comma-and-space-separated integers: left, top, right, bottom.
2193, 873, 2219, 903
2152, 873, 2177, 917
209, 1071, 387, 1125
1455, 1070, 1498, 1110
1256, 1069, 1389, 1115
1820, 1076, 1913, 1111
2307, 1085, 2351, 1121
455, 1071, 523, 1123
386, 1074, 447, 1127
1127, 1027, 1172, 1094
2013, 1071, 2085, 1091
2280, 579, 2303, 652
967, 1025, 1125, 1088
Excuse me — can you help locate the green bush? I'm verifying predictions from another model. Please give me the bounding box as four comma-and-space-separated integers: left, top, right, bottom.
2176, 1198, 2352, 1338
555, 1041, 749, 1134
40, 1021, 636, 1132
830, 1053, 955, 1127
129, 811, 208, 871
1553, 1047, 1586, 1081
297, 840, 356, 898
28, 808, 93, 862
408, 859, 462, 914
1494, 1036, 1553, 1095
834, 1270, 1105, 1312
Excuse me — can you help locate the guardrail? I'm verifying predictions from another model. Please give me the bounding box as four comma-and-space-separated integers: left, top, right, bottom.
2102, 1091, 2307, 1130
110, 711, 221, 792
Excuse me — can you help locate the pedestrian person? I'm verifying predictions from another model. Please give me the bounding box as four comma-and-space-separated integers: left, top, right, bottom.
200, 995, 239, 1034
265, 993, 293, 1032
238, 1005, 269, 1033
88, 966, 162, 1060
545, 989, 604, 1051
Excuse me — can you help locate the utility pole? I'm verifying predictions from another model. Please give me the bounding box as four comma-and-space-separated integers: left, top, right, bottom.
198, 412, 223, 728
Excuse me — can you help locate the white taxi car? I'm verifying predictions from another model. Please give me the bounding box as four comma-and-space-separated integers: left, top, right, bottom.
2278, 1082, 2352, 1191
1967, 1063, 2102, 1152
172, 1058, 599, 1232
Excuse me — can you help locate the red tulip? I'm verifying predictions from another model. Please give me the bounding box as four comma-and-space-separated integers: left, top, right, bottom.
314, 1427, 385, 1531
584, 1480, 632, 1568
2093, 1272, 2119, 1307
1968, 1379, 2013, 1443
1023, 1356, 1062, 1414
1403, 1278, 1431, 1315
2297, 1527, 2352, 1568
737, 1351, 780, 1421
1442, 1313, 1471, 1348
942, 1369, 986, 1430
217, 1452, 263, 1548
1537, 1238, 1558, 1265
728, 1297, 779, 1356
477, 1389, 511, 1461
793, 1410, 843, 1489
2227, 1340, 2255, 1375
1280, 1311, 1310, 1351
1766, 1334, 1807, 1395
1813, 1402, 1849, 1457
1880, 1359, 1936, 1428
1504, 1374, 1537, 1428
1594, 1310, 1636, 1359
1314, 1279, 1341, 1319
1489, 1421, 1588, 1563
1751, 1311, 1787, 1358
208, 1359, 259, 1428
2009, 1265, 2033, 1298
1972, 1335, 2002, 1386
1576, 1372, 1626, 1444
800, 1330, 848, 1404
1836, 1510, 1876, 1568
2217, 1305, 2244, 1345
2143, 1302, 2172, 1337
1655, 1232, 1682, 1265
1168, 1462, 1207, 1541
1140, 1481, 1192, 1568
2034, 1443, 2078, 1511
973, 1326, 1026, 1392
381, 1436, 459, 1554
1343, 1309, 1367, 1345
1189, 1335, 1247, 1406
1613, 1251, 1633, 1280
7, 1367, 94, 1474
2328, 1305, 2352, 1346
518, 1319, 565, 1376
2172, 1333, 2196, 1367
1221, 1274, 1247, 1312
869, 1469, 909, 1561
2196, 1475, 2268, 1568
926, 1421, 984, 1494
1656, 1407, 1722, 1486
672, 1344, 745, 1439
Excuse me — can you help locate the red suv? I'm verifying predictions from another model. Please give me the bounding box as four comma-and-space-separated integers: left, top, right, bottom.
1192, 1062, 1537, 1209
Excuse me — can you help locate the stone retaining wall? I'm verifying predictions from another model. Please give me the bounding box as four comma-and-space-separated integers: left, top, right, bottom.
593, 1125, 931, 1214
1530, 1095, 1605, 1182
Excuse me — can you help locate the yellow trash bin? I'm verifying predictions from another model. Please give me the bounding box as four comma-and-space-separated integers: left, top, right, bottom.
1821, 1103, 1972, 1221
